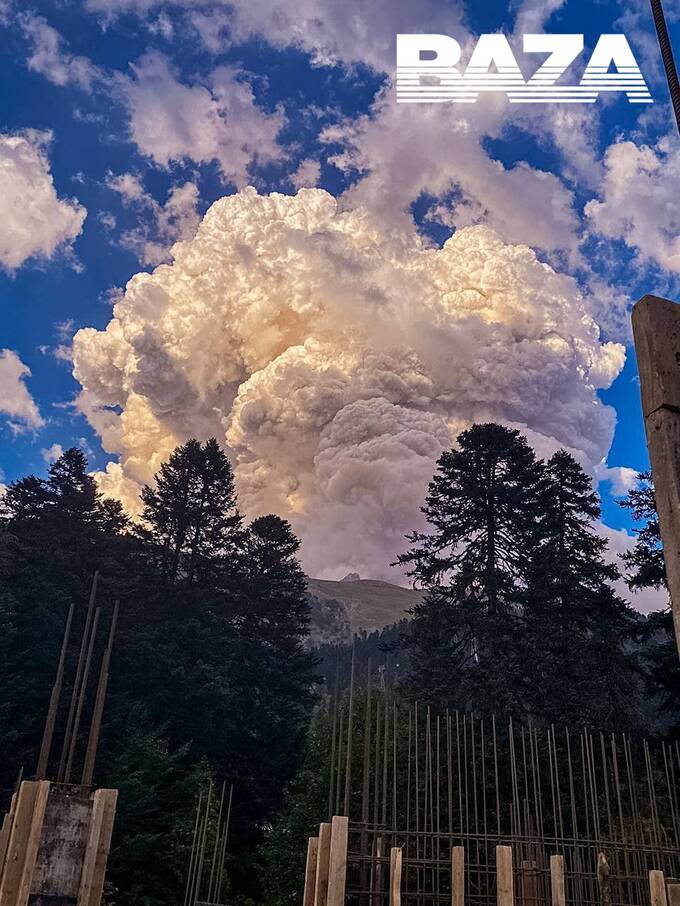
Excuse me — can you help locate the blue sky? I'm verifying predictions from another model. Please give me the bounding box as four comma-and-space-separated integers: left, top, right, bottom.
1, 0, 679, 583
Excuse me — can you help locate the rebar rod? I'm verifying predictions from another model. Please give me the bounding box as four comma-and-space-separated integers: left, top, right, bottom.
36, 600, 75, 779
650, 0, 680, 136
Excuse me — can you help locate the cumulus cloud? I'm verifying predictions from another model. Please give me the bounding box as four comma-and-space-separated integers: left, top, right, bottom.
0, 349, 45, 432
85, 0, 461, 72
41, 442, 64, 464
72, 187, 624, 578
106, 172, 201, 265
595, 461, 639, 496
0, 131, 86, 270
322, 92, 583, 255
599, 522, 667, 614
19, 13, 101, 89
289, 158, 321, 191
122, 53, 284, 184
83, 0, 605, 272
585, 137, 680, 272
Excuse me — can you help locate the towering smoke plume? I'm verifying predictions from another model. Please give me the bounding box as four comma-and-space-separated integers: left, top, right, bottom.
72, 187, 624, 578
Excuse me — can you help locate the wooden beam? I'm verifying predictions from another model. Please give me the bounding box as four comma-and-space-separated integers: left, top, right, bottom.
326, 817, 349, 906
0, 782, 41, 906
451, 846, 464, 906
0, 795, 17, 880
650, 871, 669, 906
390, 848, 402, 906
632, 294, 680, 653
314, 823, 332, 906
15, 782, 50, 906
550, 855, 566, 906
667, 883, 680, 906
304, 838, 319, 906
81, 790, 118, 906
496, 846, 514, 906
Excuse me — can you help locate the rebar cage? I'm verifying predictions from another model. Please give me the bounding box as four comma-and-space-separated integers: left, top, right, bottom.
325, 683, 680, 906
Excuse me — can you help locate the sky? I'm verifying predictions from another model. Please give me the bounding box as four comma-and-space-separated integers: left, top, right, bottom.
0, 0, 679, 601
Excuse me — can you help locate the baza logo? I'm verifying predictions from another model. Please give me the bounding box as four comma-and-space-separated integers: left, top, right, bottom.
396, 34, 652, 104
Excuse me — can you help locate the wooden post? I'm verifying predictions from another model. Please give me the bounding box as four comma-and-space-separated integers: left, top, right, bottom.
15, 782, 50, 906
521, 861, 538, 906
304, 838, 319, 906
650, 871, 669, 906
0, 795, 17, 879
597, 853, 611, 906
452, 846, 464, 906
77, 789, 118, 906
668, 884, 680, 906
314, 823, 332, 906
550, 855, 566, 906
632, 294, 680, 653
497, 846, 514, 906
326, 816, 349, 906
390, 848, 402, 906
0, 782, 41, 906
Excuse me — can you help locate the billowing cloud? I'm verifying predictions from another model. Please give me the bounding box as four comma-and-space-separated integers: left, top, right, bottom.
0, 349, 45, 432
72, 187, 624, 578
0, 131, 86, 270
122, 52, 284, 184
83, 0, 606, 273
585, 137, 680, 272
323, 92, 583, 256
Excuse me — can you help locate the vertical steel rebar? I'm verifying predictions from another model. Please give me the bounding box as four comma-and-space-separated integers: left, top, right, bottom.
36, 600, 75, 780
58, 570, 99, 782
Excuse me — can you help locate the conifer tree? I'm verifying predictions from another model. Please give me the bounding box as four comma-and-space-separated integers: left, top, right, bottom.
139, 437, 243, 586
620, 472, 680, 726
399, 423, 544, 714
261, 706, 331, 906
524, 450, 639, 729
0, 448, 127, 795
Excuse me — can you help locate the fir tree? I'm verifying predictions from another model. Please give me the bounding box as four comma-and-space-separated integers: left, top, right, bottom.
261, 706, 331, 906
0, 448, 127, 796
524, 450, 639, 729
620, 472, 680, 728
139, 437, 243, 586
399, 423, 544, 714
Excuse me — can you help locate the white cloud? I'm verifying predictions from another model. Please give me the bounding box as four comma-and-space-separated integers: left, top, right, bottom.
0, 349, 45, 432
41, 442, 64, 464
0, 131, 86, 270
83, 0, 606, 271
106, 171, 201, 264
72, 187, 624, 578
599, 522, 667, 614
585, 136, 680, 272
320, 82, 598, 260
85, 0, 461, 72
595, 461, 639, 496
122, 53, 284, 184
289, 158, 321, 190
19, 13, 101, 89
